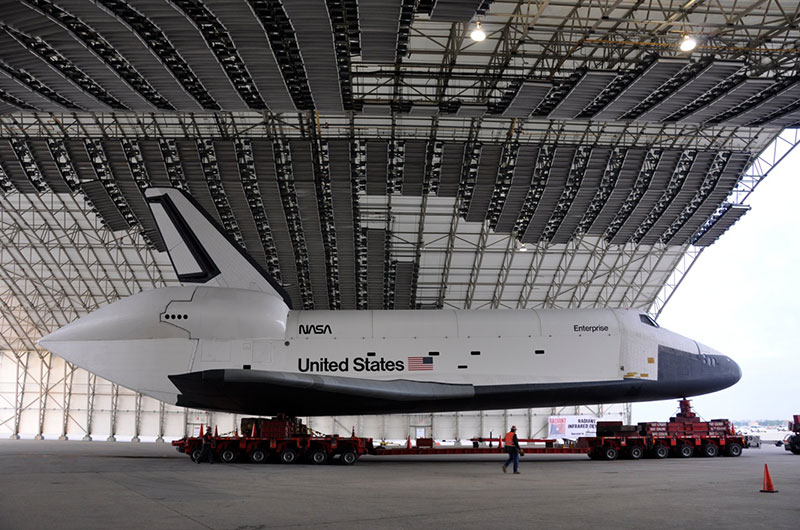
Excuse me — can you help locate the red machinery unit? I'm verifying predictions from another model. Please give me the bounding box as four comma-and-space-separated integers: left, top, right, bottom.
173, 416, 372, 465
579, 400, 751, 460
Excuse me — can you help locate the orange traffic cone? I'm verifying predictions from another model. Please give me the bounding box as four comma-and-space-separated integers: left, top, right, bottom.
199, 423, 203, 438
214, 425, 218, 437
761, 464, 778, 493
250, 423, 257, 438
406, 435, 412, 449
498, 436, 503, 449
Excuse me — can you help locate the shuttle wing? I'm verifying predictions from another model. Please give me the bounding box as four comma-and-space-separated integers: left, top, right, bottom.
145, 187, 293, 308
169, 369, 475, 416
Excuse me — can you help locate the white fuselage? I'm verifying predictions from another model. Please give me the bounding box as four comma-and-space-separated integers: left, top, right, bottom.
40, 285, 711, 406
39, 187, 741, 416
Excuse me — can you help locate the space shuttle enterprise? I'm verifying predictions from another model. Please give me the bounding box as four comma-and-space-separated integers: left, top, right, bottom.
39, 188, 741, 417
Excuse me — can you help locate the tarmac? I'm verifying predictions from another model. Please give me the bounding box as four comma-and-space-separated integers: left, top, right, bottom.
0, 439, 796, 529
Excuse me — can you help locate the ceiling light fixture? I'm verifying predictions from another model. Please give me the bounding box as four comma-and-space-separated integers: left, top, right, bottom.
471, 21, 486, 42
518, 242, 528, 252
679, 35, 697, 52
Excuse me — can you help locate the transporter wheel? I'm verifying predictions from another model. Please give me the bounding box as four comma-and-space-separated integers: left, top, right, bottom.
279, 448, 298, 464
700, 444, 718, 458
725, 443, 743, 457
190, 449, 202, 462
791, 444, 800, 455
677, 444, 694, 458
627, 446, 644, 460
250, 448, 267, 464
601, 445, 618, 461
220, 448, 237, 463
587, 450, 601, 460
309, 448, 328, 465
652, 445, 669, 459
340, 450, 358, 465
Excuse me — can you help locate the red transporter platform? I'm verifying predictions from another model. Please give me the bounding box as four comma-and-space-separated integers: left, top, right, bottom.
172, 400, 757, 464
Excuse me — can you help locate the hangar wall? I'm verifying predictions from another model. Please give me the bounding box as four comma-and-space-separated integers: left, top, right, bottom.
0, 350, 626, 442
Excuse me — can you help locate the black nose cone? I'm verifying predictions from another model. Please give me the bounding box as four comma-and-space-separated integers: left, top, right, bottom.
714, 354, 742, 386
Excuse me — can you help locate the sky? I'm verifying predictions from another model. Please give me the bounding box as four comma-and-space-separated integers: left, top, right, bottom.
631, 142, 800, 423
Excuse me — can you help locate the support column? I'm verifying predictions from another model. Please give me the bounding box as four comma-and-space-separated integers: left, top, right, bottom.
155, 402, 165, 443
59, 362, 75, 440
34, 353, 51, 440
528, 408, 533, 439
83, 373, 96, 441
131, 393, 142, 442
10, 352, 29, 439
106, 383, 119, 442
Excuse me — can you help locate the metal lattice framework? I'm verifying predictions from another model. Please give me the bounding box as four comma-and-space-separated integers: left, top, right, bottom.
1, 0, 800, 440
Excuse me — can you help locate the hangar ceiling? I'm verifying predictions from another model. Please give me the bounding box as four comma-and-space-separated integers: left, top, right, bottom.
1, 0, 800, 354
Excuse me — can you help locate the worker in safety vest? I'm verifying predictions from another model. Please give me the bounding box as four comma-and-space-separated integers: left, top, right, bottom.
501, 425, 523, 474
197, 426, 214, 464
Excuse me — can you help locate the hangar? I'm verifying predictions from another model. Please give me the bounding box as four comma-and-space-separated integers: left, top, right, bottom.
0, 0, 799, 443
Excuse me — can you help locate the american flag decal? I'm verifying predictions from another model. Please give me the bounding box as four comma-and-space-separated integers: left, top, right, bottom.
408, 356, 434, 371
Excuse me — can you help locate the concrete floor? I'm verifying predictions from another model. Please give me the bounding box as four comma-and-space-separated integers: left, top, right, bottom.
0, 440, 796, 529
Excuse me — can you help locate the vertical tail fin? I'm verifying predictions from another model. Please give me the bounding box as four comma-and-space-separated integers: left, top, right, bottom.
145, 187, 292, 308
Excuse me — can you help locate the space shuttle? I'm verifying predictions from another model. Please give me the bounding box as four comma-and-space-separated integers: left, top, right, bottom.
38, 188, 741, 417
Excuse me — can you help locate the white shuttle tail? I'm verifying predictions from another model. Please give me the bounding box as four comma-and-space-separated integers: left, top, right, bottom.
145, 187, 292, 308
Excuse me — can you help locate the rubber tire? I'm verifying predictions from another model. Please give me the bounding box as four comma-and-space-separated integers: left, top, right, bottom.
309, 449, 328, 465
220, 448, 237, 463
790, 443, 800, 455
340, 450, 358, 465
725, 443, 742, 457
628, 446, 643, 460
602, 445, 618, 461
652, 445, 669, 459
280, 448, 298, 464
190, 449, 202, 462
250, 448, 267, 464
701, 444, 718, 458
587, 451, 600, 460
677, 444, 694, 458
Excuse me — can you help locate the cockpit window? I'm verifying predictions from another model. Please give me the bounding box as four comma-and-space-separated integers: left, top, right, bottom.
639, 314, 659, 328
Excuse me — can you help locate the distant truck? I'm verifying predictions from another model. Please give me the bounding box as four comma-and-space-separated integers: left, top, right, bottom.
776, 415, 800, 455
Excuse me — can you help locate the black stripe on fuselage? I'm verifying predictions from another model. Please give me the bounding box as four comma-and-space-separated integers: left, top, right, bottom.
148, 194, 220, 284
